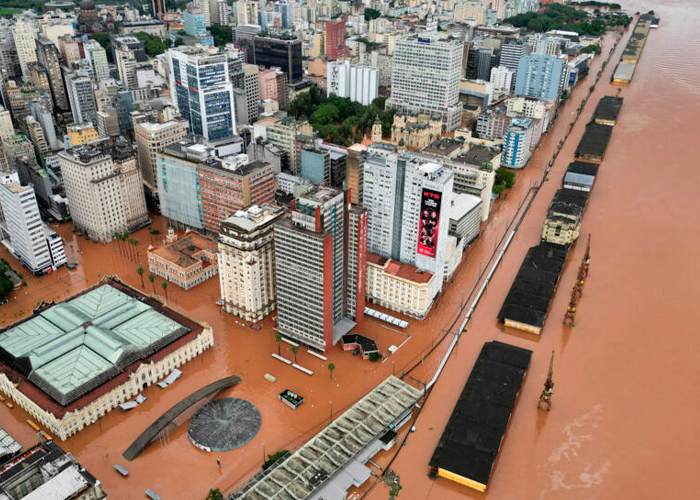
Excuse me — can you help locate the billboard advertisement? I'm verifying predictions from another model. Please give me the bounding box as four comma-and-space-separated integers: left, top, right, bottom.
417, 188, 442, 258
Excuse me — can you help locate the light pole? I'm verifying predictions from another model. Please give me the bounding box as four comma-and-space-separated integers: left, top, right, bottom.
329, 400, 333, 424
392, 360, 395, 376
262, 442, 266, 464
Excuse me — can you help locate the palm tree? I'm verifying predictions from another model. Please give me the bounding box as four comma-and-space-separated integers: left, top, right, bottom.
206, 489, 223, 500
161, 281, 168, 300
291, 345, 298, 364
148, 274, 156, 294
328, 362, 335, 380
113, 232, 122, 255
136, 266, 144, 288
274, 334, 282, 355
129, 238, 139, 262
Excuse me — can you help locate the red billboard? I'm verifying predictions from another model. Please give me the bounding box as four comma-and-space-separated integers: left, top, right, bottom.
417, 188, 442, 258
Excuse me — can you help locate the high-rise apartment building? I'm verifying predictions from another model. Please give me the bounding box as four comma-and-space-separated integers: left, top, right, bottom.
502, 117, 534, 169
12, 20, 37, 78
36, 38, 69, 112
252, 34, 302, 84
150, 0, 166, 19
0, 181, 52, 273
59, 141, 149, 242
134, 114, 188, 190
346, 205, 368, 322
490, 65, 514, 94
514, 54, 564, 102
25, 115, 49, 156
112, 35, 147, 90
157, 140, 275, 232
168, 46, 236, 141
64, 67, 98, 125
0, 30, 22, 79
265, 117, 312, 173
327, 60, 378, 106
184, 7, 207, 37
242, 63, 260, 125
476, 107, 510, 140
0, 106, 14, 141
362, 150, 454, 296
84, 39, 110, 81
325, 18, 349, 61
275, 187, 362, 351
500, 40, 531, 91
26, 63, 53, 106
346, 143, 366, 205
218, 203, 285, 322
387, 34, 463, 132
235, 0, 259, 25
300, 146, 330, 185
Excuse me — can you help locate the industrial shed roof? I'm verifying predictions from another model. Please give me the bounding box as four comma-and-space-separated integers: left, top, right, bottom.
575, 122, 613, 161
593, 96, 624, 124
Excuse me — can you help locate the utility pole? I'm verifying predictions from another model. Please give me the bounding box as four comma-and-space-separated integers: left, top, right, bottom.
564, 234, 591, 326
538, 351, 555, 412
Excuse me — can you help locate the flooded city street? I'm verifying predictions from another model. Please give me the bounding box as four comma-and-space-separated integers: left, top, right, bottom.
1, 0, 698, 498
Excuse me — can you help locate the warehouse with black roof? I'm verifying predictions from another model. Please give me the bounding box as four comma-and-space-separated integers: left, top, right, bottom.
593, 96, 624, 126
575, 122, 613, 163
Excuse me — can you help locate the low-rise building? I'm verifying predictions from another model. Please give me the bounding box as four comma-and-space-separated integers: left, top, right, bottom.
449, 192, 482, 245
541, 188, 589, 246
218, 204, 285, 322
148, 231, 218, 290
66, 122, 98, 147
563, 161, 598, 192
366, 253, 435, 319
0, 440, 106, 500
0, 277, 214, 440
390, 112, 442, 150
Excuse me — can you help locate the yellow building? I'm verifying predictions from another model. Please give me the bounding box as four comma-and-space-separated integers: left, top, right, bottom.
67, 122, 98, 146
366, 253, 435, 319
541, 189, 588, 246
390, 112, 442, 150
148, 231, 218, 290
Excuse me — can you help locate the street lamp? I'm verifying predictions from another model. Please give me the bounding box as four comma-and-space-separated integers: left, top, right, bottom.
262, 442, 266, 463
329, 400, 333, 424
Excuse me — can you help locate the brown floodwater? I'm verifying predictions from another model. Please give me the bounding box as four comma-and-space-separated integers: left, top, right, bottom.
1, 2, 698, 498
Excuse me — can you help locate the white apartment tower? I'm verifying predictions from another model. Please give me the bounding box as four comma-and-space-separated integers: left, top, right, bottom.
387, 34, 463, 131
64, 68, 97, 125
59, 141, 149, 242
218, 204, 285, 322
12, 20, 38, 78
490, 66, 514, 94
134, 115, 188, 190
83, 39, 110, 82
327, 60, 378, 106
0, 180, 53, 274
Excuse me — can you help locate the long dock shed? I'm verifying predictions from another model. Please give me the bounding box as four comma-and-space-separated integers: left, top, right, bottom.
428, 341, 532, 492
593, 96, 624, 126
575, 122, 613, 163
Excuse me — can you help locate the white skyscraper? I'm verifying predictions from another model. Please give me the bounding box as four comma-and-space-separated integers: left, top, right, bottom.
362, 148, 454, 297
0, 178, 53, 274
64, 68, 97, 125
490, 66, 514, 95
83, 39, 110, 82
387, 34, 463, 131
327, 60, 378, 106
12, 20, 38, 78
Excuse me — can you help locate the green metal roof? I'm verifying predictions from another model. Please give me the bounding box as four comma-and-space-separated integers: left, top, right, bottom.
0, 284, 189, 406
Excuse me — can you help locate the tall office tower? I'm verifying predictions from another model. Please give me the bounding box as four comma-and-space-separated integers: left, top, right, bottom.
25, 116, 49, 156
500, 40, 531, 90
95, 109, 120, 139
218, 204, 285, 322
36, 39, 69, 112
184, 6, 207, 37
346, 205, 368, 323
0, 106, 14, 141
252, 34, 302, 85
242, 63, 260, 125
216, 0, 231, 25
327, 60, 378, 106
0, 180, 52, 274
59, 141, 149, 242
275, 186, 360, 351
265, 117, 311, 173
64, 68, 97, 125
274, 69, 289, 110
168, 46, 236, 140
273, 1, 293, 28
502, 117, 533, 169
236, 0, 259, 25
157, 140, 275, 232
476, 47, 497, 81
83, 39, 110, 81
0, 31, 21, 78
111, 35, 147, 90
490, 65, 514, 94
387, 34, 463, 132
133, 114, 188, 190
258, 68, 277, 101
150, 0, 166, 19
362, 150, 454, 295
514, 54, 564, 102
12, 20, 38, 78
26, 63, 53, 106
197, 0, 212, 27
325, 18, 349, 61
346, 143, 366, 205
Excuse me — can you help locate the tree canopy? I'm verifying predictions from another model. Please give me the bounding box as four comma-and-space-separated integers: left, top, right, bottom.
209, 24, 233, 47
134, 31, 172, 57
364, 8, 381, 21
504, 4, 607, 36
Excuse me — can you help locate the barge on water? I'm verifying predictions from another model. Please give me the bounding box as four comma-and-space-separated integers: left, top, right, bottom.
429, 341, 532, 492
613, 15, 653, 85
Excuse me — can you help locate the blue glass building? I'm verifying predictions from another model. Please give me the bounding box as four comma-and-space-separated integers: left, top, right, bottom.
514, 54, 564, 102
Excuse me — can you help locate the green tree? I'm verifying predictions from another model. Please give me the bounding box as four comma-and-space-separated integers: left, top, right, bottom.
328, 362, 335, 380
291, 345, 298, 363
206, 488, 224, 500
364, 8, 381, 21
274, 333, 282, 355
161, 281, 168, 300
137, 266, 144, 288
148, 273, 156, 294
209, 24, 233, 47
134, 32, 171, 57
